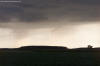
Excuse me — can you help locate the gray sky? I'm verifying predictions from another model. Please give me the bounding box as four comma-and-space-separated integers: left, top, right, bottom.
0, 0, 100, 48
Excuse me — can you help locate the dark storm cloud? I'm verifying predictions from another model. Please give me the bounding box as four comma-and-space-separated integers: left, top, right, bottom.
0, 0, 100, 22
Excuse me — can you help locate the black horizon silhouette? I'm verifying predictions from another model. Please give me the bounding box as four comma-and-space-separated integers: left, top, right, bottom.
0, 45, 100, 66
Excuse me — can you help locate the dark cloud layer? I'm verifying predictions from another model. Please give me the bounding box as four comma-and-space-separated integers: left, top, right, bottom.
0, 0, 100, 48
0, 0, 100, 22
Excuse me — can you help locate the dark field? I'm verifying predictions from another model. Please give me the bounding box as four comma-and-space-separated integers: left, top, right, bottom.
0, 46, 100, 66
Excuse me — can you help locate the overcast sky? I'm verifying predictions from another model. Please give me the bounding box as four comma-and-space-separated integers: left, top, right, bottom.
0, 0, 100, 48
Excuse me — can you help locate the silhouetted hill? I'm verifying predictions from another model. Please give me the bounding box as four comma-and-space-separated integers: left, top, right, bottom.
18, 46, 68, 51
1, 46, 100, 52
0, 46, 100, 66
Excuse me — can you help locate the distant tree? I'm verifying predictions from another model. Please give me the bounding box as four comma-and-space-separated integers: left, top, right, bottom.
88, 45, 93, 48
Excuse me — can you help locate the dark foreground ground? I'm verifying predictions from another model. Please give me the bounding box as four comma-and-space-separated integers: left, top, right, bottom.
0, 46, 100, 66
